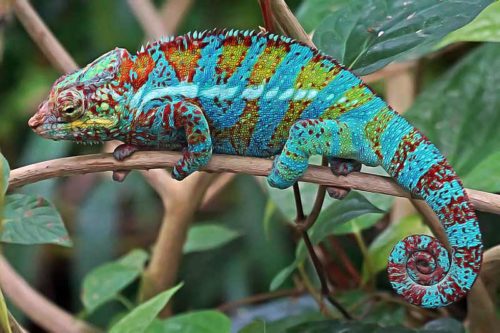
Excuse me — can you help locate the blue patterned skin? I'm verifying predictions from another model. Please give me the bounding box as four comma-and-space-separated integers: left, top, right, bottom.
28, 29, 482, 308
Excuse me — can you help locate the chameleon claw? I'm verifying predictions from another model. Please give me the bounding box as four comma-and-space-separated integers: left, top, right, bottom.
112, 170, 131, 182
113, 143, 139, 161
326, 186, 350, 199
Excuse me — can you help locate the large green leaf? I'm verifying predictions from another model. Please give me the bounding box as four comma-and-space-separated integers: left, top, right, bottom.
439, 2, 500, 47
406, 43, 500, 181
0, 153, 9, 196
463, 151, 500, 192
183, 224, 241, 254
147, 310, 231, 333
296, 0, 350, 33
362, 215, 431, 283
109, 283, 183, 333
313, 0, 493, 75
0, 193, 71, 246
81, 249, 149, 313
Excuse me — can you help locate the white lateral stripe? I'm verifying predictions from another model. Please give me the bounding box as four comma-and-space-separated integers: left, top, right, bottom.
241, 85, 264, 99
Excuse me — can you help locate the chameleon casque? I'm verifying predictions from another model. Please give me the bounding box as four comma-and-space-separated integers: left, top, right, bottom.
28, 29, 482, 308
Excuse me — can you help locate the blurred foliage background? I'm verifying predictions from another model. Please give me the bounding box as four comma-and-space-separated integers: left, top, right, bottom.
0, 0, 500, 332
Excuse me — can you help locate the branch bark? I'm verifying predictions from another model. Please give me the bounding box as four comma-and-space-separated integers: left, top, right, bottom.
7, 151, 500, 215
0, 255, 99, 333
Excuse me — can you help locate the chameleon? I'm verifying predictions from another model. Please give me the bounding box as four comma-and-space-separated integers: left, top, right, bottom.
28, 29, 482, 308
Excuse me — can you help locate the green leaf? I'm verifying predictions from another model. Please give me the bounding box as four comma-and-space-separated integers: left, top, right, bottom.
310, 191, 384, 240
269, 263, 296, 291
313, 0, 493, 75
439, 2, 500, 47
183, 224, 241, 254
406, 43, 500, 177
0, 288, 11, 333
146, 310, 231, 333
239, 319, 266, 333
1, 193, 71, 246
109, 283, 183, 333
81, 249, 149, 313
296, 0, 350, 32
0, 153, 9, 196
463, 151, 500, 192
362, 215, 431, 283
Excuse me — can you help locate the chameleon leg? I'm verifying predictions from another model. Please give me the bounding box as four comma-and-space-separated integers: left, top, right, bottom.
326, 158, 362, 199
170, 101, 213, 180
268, 119, 357, 189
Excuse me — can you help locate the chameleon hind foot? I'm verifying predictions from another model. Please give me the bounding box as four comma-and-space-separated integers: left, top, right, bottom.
111, 143, 139, 182
268, 119, 350, 189
327, 158, 361, 199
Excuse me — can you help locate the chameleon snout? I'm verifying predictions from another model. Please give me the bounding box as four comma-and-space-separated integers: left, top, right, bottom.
28, 100, 50, 131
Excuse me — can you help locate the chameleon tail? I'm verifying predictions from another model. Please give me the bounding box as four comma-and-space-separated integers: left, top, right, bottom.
370, 110, 483, 308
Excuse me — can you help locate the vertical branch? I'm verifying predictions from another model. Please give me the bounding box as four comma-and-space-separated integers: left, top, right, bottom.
12, 0, 77, 73
160, 0, 193, 36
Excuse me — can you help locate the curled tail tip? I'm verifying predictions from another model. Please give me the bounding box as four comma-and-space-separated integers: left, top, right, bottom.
387, 234, 482, 308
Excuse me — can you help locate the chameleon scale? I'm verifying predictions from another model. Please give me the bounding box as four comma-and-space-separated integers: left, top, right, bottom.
28, 29, 482, 308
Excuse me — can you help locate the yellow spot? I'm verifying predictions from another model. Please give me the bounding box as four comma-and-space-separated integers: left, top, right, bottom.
295, 60, 339, 90
249, 45, 288, 85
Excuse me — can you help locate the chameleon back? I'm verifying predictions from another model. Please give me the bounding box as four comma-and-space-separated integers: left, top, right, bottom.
136, 30, 377, 157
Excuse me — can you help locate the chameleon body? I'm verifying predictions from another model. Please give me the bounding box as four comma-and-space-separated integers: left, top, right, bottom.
28, 30, 482, 308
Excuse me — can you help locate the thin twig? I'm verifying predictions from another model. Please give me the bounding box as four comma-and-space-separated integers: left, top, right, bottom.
301, 231, 352, 319
217, 288, 303, 313
7, 152, 500, 215
293, 183, 306, 221
292, 168, 351, 318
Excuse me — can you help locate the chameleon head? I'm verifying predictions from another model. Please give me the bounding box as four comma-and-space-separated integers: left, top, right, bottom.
28, 48, 131, 143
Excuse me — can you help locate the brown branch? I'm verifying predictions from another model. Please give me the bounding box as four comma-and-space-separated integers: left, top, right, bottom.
7, 152, 500, 215
127, 0, 166, 40
0, 255, 99, 333
12, 0, 77, 73
140, 173, 217, 310
266, 0, 313, 48
160, 0, 193, 36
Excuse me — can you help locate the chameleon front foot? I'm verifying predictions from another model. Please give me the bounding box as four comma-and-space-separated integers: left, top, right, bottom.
112, 144, 139, 182
113, 143, 139, 161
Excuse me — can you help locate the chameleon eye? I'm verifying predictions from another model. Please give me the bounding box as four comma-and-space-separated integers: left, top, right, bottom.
60, 104, 83, 120
64, 106, 76, 114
